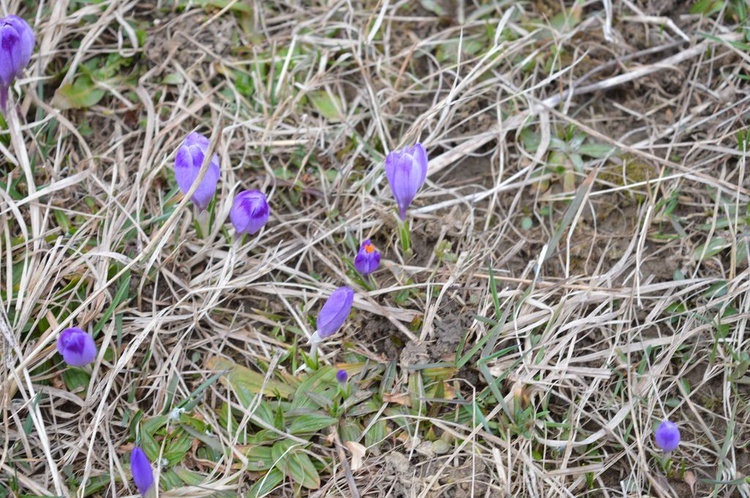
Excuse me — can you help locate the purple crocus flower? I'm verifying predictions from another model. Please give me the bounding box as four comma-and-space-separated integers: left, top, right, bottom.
230, 190, 269, 235
56, 327, 97, 367
130, 447, 154, 497
654, 420, 680, 452
385, 143, 428, 220
311, 286, 354, 343
174, 132, 220, 211
0, 15, 34, 112
354, 239, 380, 277
336, 369, 348, 384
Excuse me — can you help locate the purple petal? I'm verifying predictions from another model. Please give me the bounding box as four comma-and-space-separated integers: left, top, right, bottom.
385, 143, 428, 220
173, 132, 220, 211
354, 239, 380, 277
316, 287, 354, 339
184, 131, 208, 148
5, 16, 34, 75
654, 420, 680, 452
130, 447, 154, 496
0, 25, 21, 87
0, 16, 34, 89
57, 327, 97, 367
190, 159, 220, 211
230, 190, 270, 235
336, 369, 348, 384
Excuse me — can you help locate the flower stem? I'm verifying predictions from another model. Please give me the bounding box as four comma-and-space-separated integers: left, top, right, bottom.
398, 218, 412, 256
194, 208, 210, 239
309, 342, 319, 369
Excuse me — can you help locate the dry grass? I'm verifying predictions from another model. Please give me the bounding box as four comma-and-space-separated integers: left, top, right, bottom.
2, 0, 750, 497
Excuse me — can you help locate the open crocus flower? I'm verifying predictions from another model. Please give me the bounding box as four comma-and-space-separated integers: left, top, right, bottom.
654, 420, 680, 452
310, 286, 354, 344
354, 239, 380, 277
230, 190, 269, 235
174, 132, 221, 211
130, 447, 155, 497
385, 143, 428, 220
57, 327, 97, 367
0, 15, 34, 112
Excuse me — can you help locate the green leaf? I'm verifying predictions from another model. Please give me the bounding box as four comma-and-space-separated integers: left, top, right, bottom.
690, 0, 722, 15
159, 468, 185, 490
247, 469, 284, 498
162, 429, 194, 466
308, 91, 343, 121
693, 236, 727, 260
93, 270, 131, 337
170, 466, 204, 486
206, 357, 295, 403
288, 413, 337, 435
244, 445, 274, 471
730, 358, 750, 382
62, 367, 91, 393
419, 0, 445, 16
578, 143, 615, 158
180, 0, 253, 14
364, 418, 387, 448
289, 367, 337, 411
80, 474, 112, 497
162, 73, 184, 85
53, 76, 106, 110
272, 440, 320, 489
287, 451, 320, 489
520, 129, 541, 152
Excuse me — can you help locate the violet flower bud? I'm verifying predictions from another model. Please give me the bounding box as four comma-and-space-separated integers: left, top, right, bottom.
230, 190, 269, 235
130, 447, 155, 497
57, 327, 97, 367
354, 239, 380, 277
336, 369, 348, 385
174, 132, 220, 211
385, 143, 428, 220
310, 286, 354, 344
654, 420, 680, 452
0, 15, 34, 112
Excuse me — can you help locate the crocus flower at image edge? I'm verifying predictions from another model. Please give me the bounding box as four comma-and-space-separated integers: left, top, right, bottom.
0, 15, 34, 112
385, 143, 428, 220
312, 286, 354, 343
57, 327, 97, 367
230, 190, 269, 235
174, 132, 221, 211
130, 447, 155, 497
354, 239, 380, 277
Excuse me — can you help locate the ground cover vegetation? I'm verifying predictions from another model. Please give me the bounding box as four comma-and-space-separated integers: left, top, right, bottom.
1, 0, 750, 496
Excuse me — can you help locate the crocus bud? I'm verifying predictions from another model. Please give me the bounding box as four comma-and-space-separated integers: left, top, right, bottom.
654, 420, 680, 452
385, 143, 428, 220
130, 447, 155, 497
174, 132, 220, 211
336, 369, 348, 385
57, 327, 97, 367
354, 239, 380, 277
230, 190, 269, 235
0, 15, 34, 112
310, 286, 354, 343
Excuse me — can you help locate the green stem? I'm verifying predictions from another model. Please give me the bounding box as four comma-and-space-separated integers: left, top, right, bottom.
398, 218, 412, 256
309, 342, 319, 369
194, 208, 210, 239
